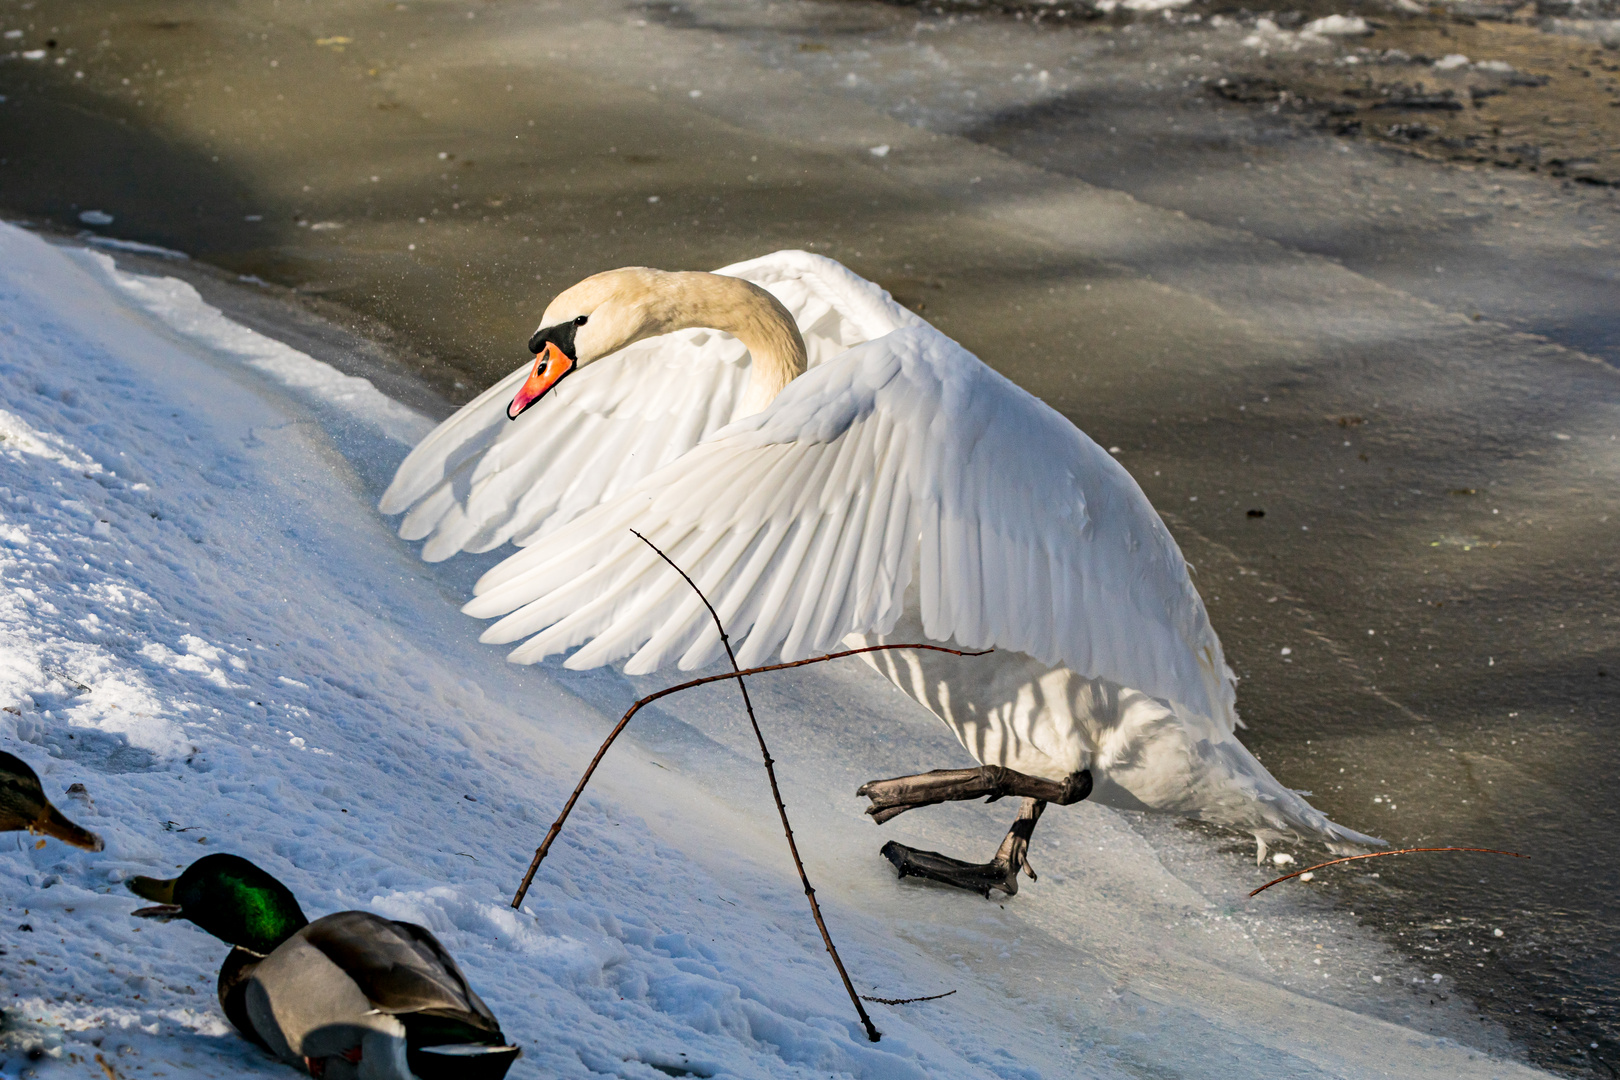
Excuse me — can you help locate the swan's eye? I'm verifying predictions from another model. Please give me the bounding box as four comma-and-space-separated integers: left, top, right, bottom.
574, 315, 589, 326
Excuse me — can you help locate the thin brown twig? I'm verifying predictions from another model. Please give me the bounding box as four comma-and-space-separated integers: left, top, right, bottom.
507, 536, 991, 1042
627, 530, 881, 1042
861, 990, 958, 1006
1249, 846, 1527, 897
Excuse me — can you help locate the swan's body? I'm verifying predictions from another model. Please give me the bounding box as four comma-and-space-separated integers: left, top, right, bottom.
383, 251, 1377, 882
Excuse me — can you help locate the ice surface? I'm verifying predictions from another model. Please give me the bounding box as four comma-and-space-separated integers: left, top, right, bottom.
0, 222, 1551, 1078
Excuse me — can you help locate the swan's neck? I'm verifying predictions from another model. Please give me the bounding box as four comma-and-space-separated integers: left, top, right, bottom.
734, 325, 806, 418
662, 272, 807, 417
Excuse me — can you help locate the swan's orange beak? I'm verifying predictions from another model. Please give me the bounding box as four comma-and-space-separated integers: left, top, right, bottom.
508, 341, 575, 420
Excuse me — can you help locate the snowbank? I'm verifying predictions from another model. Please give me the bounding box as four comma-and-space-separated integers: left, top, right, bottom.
0, 222, 1548, 1078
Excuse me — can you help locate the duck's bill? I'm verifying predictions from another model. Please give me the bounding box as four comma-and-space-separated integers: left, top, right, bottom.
131, 903, 185, 920
507, 341, 574, 420
128, 874, 177, 904
34, 806, 104, 851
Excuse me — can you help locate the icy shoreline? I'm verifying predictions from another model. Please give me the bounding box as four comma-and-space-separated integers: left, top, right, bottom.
0, 223, 1548, 1078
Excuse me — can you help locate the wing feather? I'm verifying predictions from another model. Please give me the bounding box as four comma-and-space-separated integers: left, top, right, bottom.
381, 251, 919, 559
301, 912, 500, 1034
673, 517, 784, 668
467, 325, 1237, 730
811, 470, 874, 646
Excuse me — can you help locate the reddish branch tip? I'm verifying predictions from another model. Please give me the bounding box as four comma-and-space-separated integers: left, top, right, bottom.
1249, 846, 1527, 897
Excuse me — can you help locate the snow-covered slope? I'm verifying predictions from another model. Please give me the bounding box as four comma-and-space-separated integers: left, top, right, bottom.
0, 222, 1547, 1079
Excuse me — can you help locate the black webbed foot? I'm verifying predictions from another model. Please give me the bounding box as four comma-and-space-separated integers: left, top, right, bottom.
857, 766, 1091, 825
880, 841, 1022, 898
879, 795, 1057, 898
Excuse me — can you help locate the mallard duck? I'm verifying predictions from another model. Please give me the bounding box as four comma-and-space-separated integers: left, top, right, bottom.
129, 854, 519, 1079
1, 750, 103, 851
380, 251, 1378, 896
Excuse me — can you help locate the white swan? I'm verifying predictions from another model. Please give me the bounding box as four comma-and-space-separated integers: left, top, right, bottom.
381, 250, 1379, 895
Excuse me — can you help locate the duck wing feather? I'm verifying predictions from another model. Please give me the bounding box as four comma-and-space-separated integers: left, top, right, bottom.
301, 911, 502, 1036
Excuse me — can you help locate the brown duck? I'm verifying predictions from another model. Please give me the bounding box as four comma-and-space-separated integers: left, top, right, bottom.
0, 750, 103, 851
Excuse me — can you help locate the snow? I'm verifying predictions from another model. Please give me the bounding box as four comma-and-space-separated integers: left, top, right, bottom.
0, 221, 1551, 1079
76, 234, 189, 261
1093, 0, 1194, 14
1301, 15, 1373, 36
1243, 15, 1373, 51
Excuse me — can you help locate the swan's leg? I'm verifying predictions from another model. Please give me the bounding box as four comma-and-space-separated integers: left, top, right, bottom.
879, 798, 1048, 898
857, 765, 1091, 824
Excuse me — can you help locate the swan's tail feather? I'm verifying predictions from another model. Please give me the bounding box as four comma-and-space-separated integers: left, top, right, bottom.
1081, 692, 1385, 857
1205, 743, 1385, 857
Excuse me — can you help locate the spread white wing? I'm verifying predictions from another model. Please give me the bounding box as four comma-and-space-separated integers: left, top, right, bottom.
464, 325, 1238, 732
378, 251, 924, 561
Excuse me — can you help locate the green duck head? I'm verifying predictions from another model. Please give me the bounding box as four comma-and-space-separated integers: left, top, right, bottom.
0, 750, 104, 851
129, 853, 309, 955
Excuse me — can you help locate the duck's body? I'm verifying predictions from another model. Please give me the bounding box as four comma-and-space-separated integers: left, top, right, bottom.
0, 750, 103, 851
383, 251, 1377, 893
230, 912, 511, 1080
131, 856, 518, 1079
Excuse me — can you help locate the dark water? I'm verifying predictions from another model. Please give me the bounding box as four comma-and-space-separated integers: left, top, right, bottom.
2, 0, 1616, 1072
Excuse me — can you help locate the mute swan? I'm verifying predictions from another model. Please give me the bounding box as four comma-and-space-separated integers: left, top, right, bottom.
381, 251, 1378, 896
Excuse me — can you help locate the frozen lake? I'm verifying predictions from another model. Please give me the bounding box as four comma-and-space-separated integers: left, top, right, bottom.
1, 0, 1616, 1073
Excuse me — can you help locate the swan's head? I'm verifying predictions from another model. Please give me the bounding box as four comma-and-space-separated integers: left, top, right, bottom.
508, 266, 806, 420
509, 267, 668, 420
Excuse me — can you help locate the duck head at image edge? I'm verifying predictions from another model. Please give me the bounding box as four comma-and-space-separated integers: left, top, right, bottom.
0, 750, 104, 851
129, 854, 519, 1080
